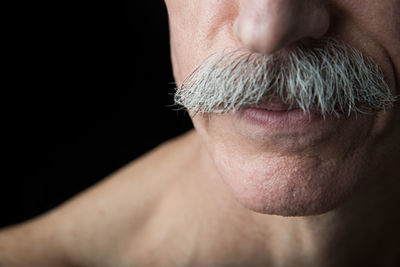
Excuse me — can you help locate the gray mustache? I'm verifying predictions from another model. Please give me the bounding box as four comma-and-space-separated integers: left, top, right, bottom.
175, 39, 396, 117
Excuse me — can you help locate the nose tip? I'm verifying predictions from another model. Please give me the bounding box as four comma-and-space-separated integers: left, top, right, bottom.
234, 0, 330, 54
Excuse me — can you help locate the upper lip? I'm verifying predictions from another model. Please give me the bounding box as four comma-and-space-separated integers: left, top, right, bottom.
250, 100, 299, 112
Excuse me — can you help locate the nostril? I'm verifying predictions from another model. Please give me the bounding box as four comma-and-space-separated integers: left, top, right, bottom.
233, 0, 331, 55
311, 8, 330, 39
234, 14, 294, 54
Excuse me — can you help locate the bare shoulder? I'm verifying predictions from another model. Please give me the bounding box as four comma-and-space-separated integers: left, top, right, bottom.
0, 130, 201, 267
51, 129, 201, 266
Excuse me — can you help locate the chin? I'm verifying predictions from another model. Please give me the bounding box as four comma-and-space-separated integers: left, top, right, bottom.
213, 153, 366, 216
193, 110, 379, 217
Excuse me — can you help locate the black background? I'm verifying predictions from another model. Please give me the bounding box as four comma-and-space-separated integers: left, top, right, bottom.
1, 1, 192, 227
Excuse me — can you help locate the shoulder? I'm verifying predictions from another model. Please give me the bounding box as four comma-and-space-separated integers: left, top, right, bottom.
45, 130, 201, 266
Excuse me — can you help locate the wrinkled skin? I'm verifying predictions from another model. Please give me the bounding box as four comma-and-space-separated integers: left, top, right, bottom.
165, 0, 400, 216
0, 1, 399, 266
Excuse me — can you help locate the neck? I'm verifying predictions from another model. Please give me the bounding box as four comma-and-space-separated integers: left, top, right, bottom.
273, 167, 400, 266
197, 129, 400, 266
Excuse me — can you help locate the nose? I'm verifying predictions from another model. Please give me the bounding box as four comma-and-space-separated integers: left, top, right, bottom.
234, 0, 330, 54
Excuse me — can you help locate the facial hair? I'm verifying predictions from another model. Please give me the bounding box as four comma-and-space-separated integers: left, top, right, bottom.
175, 39, 396, 117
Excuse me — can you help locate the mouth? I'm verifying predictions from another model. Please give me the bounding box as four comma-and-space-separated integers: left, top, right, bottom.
236, 100, 323, 131
253, 100, 300, 111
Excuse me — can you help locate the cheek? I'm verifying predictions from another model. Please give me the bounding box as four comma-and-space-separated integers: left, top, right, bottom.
166, 0, 240, 85
165, 0, 199, 84
332, 0, 400, 93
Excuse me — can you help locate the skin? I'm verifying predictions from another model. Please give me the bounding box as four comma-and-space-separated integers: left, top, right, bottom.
0, 0, 399, 266
166, 0, 400, 215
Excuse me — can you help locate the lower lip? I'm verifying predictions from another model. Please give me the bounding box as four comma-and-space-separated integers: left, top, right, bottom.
236, 107, 322, 131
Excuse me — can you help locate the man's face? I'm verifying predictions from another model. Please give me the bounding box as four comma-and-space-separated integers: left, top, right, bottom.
164, 0, 400, 216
